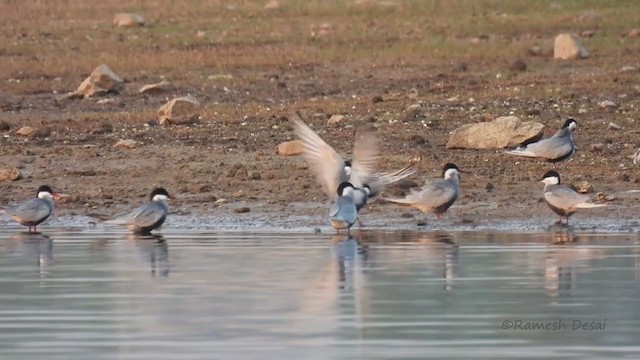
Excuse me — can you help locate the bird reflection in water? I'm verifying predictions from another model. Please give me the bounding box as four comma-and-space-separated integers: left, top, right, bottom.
8, 232, 53, 273
333, 234, 369, 290
125, 234, 170, 277
415, 232, 459, 291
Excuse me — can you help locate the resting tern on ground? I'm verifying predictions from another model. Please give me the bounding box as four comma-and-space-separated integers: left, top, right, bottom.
96, 188, 170, 234
291, 117, 417, 220
505, 118, 577, 163
382, 163, 463, 220
539, 170, 606, 225
1, 185, 62, 233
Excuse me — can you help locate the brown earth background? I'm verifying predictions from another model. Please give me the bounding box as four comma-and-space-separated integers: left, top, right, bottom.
1, 0, 639, 231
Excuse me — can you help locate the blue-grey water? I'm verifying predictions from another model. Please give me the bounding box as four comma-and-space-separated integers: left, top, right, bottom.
1, 226, 640, 359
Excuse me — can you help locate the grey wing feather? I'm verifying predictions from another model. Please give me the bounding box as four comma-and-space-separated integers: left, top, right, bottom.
522, 136, 573, 160
6, 199, 52, 222
106, 202, 166, 227
292, 117, 346, 199
404, 180, 457, 208
365, 161, 418, 196
544, 185, 590, 209
349, 127, 379, 188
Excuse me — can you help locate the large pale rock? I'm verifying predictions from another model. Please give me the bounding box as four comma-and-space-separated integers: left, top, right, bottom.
446, 116, 544, 149
71, 64, 124, 98
0, 167, 22, 181
277, 140, 304, 156
113, 13, 146, 27
157, 95, 200, 125
553, 33, 589, 60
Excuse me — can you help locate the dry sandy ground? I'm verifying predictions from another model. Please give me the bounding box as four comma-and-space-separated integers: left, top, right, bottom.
0, 1, 639, 233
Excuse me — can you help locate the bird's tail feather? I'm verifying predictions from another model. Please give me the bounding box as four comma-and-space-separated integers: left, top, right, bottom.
574, 202, 608, 209
504, 148, 538, 158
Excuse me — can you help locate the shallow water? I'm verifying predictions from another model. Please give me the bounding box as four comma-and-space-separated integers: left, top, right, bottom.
1, 227, 640, 359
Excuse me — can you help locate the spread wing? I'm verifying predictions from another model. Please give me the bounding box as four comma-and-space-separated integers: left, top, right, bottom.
544, 185, 590, 210
292, 117, 346, 199
5, 199, 52, 223
349, 126, 379, 188
106, 202, 167, 228
364, 161, 418, 196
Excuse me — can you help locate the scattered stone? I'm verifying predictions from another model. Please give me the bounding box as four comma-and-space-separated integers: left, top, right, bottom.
226, 164, 248, 178
407, 88, 419, 100
526, 108, 541, 116
527, 46, 544, 56
400, 212, 414, 219
404, 104, 422, 121
234, 207, 251, 214
113, 13, 146, 27
16, 126, 34, 136
408, 134, 426, 145
371, 95, 383, 103
446, 116, 544, 149
327, 114, 345, 126
277, 140, 304, 156
589, 143, 606, 152
617, 173, 630, 182
139, 81, 174, 94
581, 29, 596, 38
628, 29, 640, 38
575, 181, 594, 194
0, 120, 10, 131
157, 95, 200, 125
485, 182, 494, 192
509, 58, 527, 72
196, 30, 206, 38
69, 64, 124, 99
215, 198, 227, 204
607, 122, 622, 131
620, 66, 637, 73
553, 33, 589, 60
264, 0, 280, 10
634, 148, 640, 165
33, 127, 52, 138
0, 167, 22, 181
113, 139, 138, 149
599, 100, 617, 109
596, 192, 616, 202
96, 98, 116, 105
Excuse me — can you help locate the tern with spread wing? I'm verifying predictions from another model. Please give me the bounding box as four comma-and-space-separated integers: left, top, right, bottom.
382, 163, 463, 220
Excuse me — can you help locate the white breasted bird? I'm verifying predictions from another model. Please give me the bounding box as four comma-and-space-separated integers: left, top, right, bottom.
505, 118, 577, 162
292, 117, 417, 226
99, 188, 171, 234
382, 163, 463, 220
329, 182, 358, 235
540, 170, 607, 225
1, 185, 62, 233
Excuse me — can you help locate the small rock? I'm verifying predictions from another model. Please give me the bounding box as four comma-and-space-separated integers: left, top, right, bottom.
400, 212, 414, 219
526, 108, 541, 116
589, 143, 606, 152
113, 139, 138, 149
607, 122, 622, 131
596, 192, 615, 202
157, 95, 200, 125
575, 181, 594, 194
139, 81, 174, 94
509, 58, 527, 72
527, 46, 544, 56
485, 183, 494, 192
70, 64, 124, 98
0, 167, 22, 181
408, 134, 426, 145
33, 127, 52, 138
553, 33, 589, 60
446, 116, 544, 149
581, 29, 596, 38
404, 104, 422, 121
196, 30, 206, 38
215, 198, 227, 204
96, 98, 116, 105
371, 95, 383, 103
264, 0, 279, 9
113, 13, 146, 27
628, 29, 640, 38
634, 148, 640, 165
620, 66, 637, 73
16, 126, 34, 136
599, 100, 617, 109
234, 207, 251, 214
407, 88, 419, 100
0, 120, 10, 131
327, 114, 345, 126
277, 140, 304, 156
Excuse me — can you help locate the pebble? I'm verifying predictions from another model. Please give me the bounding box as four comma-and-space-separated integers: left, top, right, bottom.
575, 181, 594, 194
327, 114, 345, 126
599, 100, 617, 109
113, 139, 138, 149
589, 143, 606, 152
16, 126, 34, 136
607, 122, 622, 131
234, 207, 251, 214
277, 140, 303, 156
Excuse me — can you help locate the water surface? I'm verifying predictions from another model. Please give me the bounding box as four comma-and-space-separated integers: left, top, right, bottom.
1, 227, 639, 359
